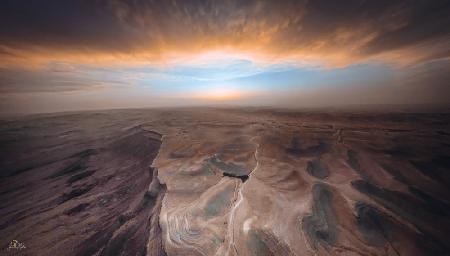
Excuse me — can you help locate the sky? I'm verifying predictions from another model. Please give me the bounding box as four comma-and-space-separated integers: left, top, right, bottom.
0, 0, 449, 113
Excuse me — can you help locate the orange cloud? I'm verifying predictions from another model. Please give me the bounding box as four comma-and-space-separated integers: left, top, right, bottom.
0, 0, 449, 69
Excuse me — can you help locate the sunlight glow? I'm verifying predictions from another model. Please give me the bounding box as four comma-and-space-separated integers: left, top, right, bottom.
194, 86, 243, 101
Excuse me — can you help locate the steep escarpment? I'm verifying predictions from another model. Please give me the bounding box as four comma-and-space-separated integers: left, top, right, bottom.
0, 115, 166, 256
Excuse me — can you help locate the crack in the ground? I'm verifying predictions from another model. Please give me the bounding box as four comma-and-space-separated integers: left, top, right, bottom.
226, 136, 260, 256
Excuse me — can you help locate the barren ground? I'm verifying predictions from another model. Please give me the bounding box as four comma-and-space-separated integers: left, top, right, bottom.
1, 107, 449, 256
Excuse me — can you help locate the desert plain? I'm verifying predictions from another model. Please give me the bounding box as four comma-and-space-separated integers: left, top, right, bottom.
1, 107, 449, 256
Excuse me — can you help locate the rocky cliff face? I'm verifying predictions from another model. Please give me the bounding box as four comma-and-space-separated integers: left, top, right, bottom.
0, 112, 166, 255
1, 108, 449, 255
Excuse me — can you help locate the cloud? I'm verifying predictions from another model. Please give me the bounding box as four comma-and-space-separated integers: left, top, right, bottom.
0, 0, 449, 67
0, 65, 127, 93
0, 0, 449, 113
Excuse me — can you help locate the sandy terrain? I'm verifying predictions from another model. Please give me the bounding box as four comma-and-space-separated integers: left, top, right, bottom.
1, 107, 449, 255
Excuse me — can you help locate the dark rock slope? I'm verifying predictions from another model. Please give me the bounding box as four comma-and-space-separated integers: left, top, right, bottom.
0, 112, 166, 255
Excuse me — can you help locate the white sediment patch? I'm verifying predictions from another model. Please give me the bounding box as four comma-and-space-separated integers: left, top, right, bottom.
243, 216, 256, 234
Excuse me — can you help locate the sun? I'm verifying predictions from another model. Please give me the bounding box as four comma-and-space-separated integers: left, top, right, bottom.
206, 88, 240, 100
196, 86, 242, 101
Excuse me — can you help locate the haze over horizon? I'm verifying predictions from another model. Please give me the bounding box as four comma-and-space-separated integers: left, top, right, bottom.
1, 0, 450, 114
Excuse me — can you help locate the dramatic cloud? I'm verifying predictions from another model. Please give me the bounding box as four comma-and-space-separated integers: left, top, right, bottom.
0, 0, 449, 113
1, 0, 449, 67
